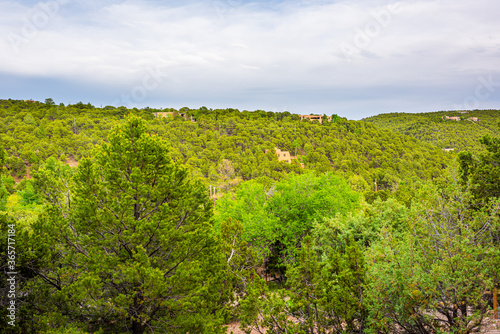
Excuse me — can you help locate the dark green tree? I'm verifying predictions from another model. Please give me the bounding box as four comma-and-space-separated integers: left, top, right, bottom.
31, 116, 228, 333
367, 172, 500, 334
459, 127, 500, 204
19, 181, 39, 206
240, 235, 367, 334
0, 148, 7, 211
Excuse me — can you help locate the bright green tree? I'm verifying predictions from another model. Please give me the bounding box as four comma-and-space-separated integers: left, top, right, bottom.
267, 172, 360, 251
215, 172, 360, 279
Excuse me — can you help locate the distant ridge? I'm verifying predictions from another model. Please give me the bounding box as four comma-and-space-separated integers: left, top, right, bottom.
363, 110, 500, 153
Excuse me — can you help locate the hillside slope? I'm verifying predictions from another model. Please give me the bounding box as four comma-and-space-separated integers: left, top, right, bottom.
0, 99, 450, 193
363, 110, 500, 153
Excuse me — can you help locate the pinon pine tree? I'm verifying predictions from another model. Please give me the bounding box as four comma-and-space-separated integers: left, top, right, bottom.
32, 116, 228, 333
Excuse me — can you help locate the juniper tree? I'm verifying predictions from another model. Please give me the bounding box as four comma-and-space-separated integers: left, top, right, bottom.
31, 116, 228, 333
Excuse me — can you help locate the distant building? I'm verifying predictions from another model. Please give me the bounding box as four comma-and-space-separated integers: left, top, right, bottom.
442, 116, 461, 121
275, 148, 291, 163
153, 112, 173, 118
154, 112, 196, 122
299, 114, 331, 124
469, 117, 480, 122
265, 148, 304, 168
457, 111, 469, 114
443, 148, 455, 152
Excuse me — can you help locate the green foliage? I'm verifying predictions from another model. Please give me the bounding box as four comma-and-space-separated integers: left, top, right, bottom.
269, 172, 360, 250
364, 110, 500, 153
216, 180, 274, 248
215, 172, 361, 260
32, 156, 74, 218
5, 156, 26, 178
28, 116, 228, 333
18, 180, 39, 206
217, 218, 259, 321
0, 213, 44, 333
366, 171, 500, 334
0, 148, 14, 211
3, 99, 499, 332
0, 147, 6, 172
312, 197, 410, 253
0, 181, 7, 211
240, 235, 368, 334
0, 99, 450, 194
458, 126, 500, 204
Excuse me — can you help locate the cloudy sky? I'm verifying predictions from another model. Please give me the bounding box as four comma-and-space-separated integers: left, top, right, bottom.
1, 0, 499, 119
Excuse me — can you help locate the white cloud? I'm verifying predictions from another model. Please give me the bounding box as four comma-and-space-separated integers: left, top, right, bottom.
0, 0, 499, 118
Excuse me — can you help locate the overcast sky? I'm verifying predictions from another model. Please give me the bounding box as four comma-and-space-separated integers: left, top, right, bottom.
1, 0, 499, 119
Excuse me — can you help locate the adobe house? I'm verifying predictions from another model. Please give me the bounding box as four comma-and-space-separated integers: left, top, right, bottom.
153, 112, 196, 122
153, 112, 173, 118
469, 117, 480, 122
442, 116, 461, 121
299, 114, 332, 124
266, 148, 305, 168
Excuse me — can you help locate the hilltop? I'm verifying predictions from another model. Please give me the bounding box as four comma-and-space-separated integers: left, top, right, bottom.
0, 99, 449, 197
363, 109, 500, 153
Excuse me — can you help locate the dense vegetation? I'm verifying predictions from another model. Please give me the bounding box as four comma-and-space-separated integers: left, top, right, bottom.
0, 99, 449, 198
1, 99, 499, 333
364, 109, 500, 153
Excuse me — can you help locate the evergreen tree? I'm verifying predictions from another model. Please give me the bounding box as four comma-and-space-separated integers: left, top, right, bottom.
459, 125, 500, 204
367, 172, 500, 334
30, 116, 228, 333
0, 148, 8, 211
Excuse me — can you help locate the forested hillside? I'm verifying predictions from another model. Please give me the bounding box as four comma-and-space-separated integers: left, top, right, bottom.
1, 100, 499, 334
1, 99, 449, 197
363, 109, 500, 152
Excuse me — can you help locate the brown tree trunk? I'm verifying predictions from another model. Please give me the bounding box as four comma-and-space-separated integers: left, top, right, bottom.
494, 286, 498, 319
132, 320, 145, 334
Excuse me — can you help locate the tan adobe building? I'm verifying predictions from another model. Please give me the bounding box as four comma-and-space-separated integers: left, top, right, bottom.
275, 148, 291, 163
266, 148, 304, 168
299, 114, 332, 124
153, 112, 196, 122
442, 116, 461, 121
153, 112, 173, 118
469, 117, 480, 122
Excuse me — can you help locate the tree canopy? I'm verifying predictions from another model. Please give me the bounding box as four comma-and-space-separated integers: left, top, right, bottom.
1, 100, 499, 333
24, 116, 229, 333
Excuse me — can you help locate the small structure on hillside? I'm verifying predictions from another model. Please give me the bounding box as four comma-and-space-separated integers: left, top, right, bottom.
443, 148, 455, 152
266, 148, 304, 168
469, 117, 480, 122
299, 114, 331, 124
442, 116, 461, 121
153, 112, 173, 118
153, 112, 196, 122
